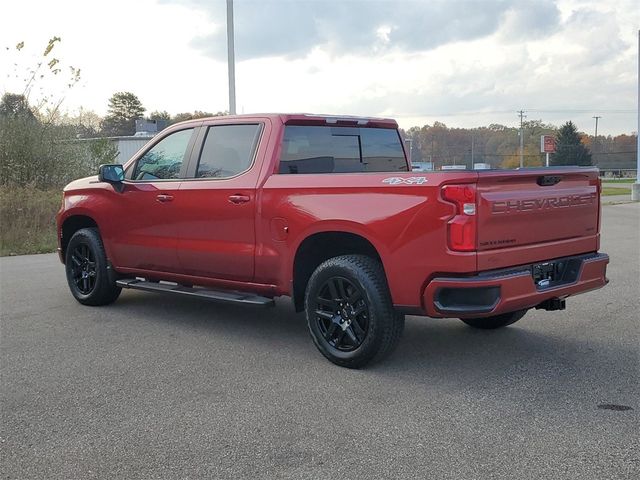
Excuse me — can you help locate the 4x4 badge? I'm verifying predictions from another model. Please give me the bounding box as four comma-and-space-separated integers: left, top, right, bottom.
382, 177, 428, 185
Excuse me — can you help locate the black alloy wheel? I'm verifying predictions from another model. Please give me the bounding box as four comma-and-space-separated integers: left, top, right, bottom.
305, 255, 404, 368
69, 243, 97, 294
314, 276, 369, 352
65, 228, 121, 306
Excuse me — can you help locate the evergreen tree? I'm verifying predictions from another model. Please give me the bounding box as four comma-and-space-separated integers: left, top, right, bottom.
100, 92, 145, 136
0, 93, 36, 120
552, 121, 592, 166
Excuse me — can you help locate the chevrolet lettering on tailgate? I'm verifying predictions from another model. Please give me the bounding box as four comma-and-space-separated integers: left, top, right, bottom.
491, 193, 597, 214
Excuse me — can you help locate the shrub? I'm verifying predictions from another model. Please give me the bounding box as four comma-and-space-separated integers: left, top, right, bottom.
0, 186, 61, 255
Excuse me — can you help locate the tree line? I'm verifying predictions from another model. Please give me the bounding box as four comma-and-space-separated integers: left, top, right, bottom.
402, 120, 635, 170
1, 38, 637, 191
4, 87, 637, 189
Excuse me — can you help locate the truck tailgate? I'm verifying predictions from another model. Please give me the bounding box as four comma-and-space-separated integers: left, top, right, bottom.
475, 168, 600, 270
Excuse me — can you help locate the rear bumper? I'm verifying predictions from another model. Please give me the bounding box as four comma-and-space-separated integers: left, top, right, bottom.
422, 252, 609, 318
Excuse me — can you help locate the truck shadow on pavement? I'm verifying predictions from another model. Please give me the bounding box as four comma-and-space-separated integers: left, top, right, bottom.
111, 290, 635, 408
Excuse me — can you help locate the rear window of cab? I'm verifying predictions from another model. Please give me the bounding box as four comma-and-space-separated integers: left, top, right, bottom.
278, 126, 408, 174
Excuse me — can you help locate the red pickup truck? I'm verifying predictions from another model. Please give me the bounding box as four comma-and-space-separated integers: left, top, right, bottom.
56, 114, 609, 368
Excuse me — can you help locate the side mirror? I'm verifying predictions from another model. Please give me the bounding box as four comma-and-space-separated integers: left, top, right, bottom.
98, 164, 124, 182
98, 164, 125, 192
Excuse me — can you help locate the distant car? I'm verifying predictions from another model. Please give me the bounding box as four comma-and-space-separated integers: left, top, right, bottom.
473, 163, 492, 170
56, 114, 609, 368
411, 161, 434, 172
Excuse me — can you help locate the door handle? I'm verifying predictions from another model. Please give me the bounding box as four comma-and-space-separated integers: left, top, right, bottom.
228, 194, 250, 204
156, 194, 174, 203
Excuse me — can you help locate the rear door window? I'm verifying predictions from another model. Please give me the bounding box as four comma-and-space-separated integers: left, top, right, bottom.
195, 124, 262, 178
279, 126, 408, 174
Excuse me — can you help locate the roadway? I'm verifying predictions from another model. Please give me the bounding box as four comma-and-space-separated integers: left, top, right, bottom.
1, 203, 638, 479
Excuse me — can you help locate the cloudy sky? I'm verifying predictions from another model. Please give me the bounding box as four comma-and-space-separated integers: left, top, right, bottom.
1, 0, 638, 134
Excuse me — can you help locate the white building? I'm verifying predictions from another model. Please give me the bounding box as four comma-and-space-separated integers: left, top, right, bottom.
109, 135, 155, 163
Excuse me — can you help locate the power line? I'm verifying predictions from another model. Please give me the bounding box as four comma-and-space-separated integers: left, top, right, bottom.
393, 109, 637, 118
528, 109, 636, 114
592, 151, 638, 155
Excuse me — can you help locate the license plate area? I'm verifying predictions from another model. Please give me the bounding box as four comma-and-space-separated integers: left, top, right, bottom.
532, 258, 582, 289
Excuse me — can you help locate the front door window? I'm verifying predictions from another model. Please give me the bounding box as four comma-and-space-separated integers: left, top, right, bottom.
130, 128, 194, 180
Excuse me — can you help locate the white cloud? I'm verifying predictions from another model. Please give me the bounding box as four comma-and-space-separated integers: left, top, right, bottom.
0, 0, 637, 134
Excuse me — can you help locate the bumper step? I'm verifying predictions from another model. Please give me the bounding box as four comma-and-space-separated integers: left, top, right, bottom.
116, 279, 275, 307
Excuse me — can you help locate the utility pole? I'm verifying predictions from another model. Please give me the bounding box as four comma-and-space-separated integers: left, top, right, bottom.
592, 116, 601, 154
518, 110, 526, 168
633, 29, 640, 201
404, 138, 413, 164
470, 134, 475, 169
430, 136, 434, 167
226, 0, 236, 115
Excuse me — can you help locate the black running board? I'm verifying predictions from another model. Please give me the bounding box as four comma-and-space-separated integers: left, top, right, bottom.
116, 279, 275, 307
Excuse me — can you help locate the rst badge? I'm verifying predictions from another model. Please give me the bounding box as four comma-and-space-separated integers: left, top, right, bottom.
382, 177, 428, 185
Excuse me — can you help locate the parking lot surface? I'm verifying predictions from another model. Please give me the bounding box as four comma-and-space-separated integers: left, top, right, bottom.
1, 203, 638, 479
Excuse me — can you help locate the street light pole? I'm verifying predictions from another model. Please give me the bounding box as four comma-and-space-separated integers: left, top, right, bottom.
518, 110, 526, 168
633, 29, 640, 201
226, 0, 236, 115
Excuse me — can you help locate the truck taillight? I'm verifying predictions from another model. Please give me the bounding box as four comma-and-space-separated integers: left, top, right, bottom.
442, 184, 477, 252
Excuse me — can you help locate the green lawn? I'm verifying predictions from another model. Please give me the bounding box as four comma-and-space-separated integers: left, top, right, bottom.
601, 187, 630, 196
600, 178, 635, 183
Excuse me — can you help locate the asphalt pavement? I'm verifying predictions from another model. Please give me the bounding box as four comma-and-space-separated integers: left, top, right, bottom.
1, 203, 638, 479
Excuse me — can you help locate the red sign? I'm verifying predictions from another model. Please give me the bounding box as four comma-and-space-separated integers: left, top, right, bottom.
541, 135, 556, 153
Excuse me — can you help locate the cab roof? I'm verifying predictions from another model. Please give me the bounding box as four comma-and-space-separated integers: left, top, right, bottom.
178, 113, 398, 129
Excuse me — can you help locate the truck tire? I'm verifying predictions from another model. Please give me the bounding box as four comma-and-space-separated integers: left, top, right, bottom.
65, 228, 121, 306
304, 255, 404, 368
460, 309, 527, 329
